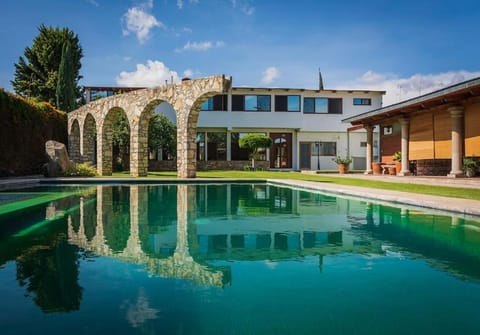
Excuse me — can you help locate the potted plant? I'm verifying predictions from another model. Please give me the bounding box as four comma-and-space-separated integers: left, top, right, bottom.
239, 134, 272, 170
392, 151, 402, 174
333, 156, 352, 174
463, 157, 478, 177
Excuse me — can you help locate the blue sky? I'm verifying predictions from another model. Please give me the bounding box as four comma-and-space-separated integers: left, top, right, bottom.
1, 0, 480, 104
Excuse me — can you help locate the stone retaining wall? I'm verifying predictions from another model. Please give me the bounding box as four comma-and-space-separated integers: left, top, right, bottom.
149, 160, 270, 171
415, 159, 450, 176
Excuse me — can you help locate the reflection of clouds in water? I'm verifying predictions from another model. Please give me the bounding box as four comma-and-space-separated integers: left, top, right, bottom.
122, 288, 159, 328
264, 260, 278, 269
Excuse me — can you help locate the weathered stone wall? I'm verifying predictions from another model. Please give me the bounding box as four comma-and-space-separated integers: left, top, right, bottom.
415, 159, 450, 176
149, 160, 270, 171
68, 75, 231, 178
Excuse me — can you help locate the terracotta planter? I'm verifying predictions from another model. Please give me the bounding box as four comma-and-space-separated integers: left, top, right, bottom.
388, 167, 396, 175
395, 161, 402, 175
372, 162, 382, 175
338, 163, 348, 174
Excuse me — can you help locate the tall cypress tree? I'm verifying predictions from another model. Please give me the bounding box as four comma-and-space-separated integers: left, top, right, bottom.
56, 42, 76, 112
11, 24, 83, 108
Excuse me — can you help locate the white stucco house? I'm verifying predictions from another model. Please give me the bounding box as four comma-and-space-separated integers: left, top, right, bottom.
84, 84, 385, 171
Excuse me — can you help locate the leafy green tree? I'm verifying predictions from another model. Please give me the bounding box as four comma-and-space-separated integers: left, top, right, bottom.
148, 114, 177, 159
239, 134, 272, 168
11, 24, 83, 108
111, 113, 130, 171
56, 42, 76, 112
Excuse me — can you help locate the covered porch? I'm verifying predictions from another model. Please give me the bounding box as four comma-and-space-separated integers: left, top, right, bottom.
343, 77, 480, 177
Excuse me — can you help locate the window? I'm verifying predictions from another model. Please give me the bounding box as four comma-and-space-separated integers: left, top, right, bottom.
231, 132, 267, 160
303, 97, 342, 114
207, 132, 226, 160
360, 141, 367, 147
311, 142, 336, 156
232, 95, 244, 111
232, 95, 271, 111
196, 132, 205, 160
353, 98, 372, 105
383, 126, 393, 135
201, 95, 228, 111
275, 95, 300, 112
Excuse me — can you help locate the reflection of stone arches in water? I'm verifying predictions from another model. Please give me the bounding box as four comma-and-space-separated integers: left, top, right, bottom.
67, 185, 227, 287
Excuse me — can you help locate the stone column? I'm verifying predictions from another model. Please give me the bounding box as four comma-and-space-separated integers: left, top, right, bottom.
398, 117, 412, 176
448, 106, 465, 177
364, 125, 374, 174
130, 117, 149, 177
226, 129, 232, 161
96, 124, 112, 176
176, 108, 198, 178
69, 121, 81, 163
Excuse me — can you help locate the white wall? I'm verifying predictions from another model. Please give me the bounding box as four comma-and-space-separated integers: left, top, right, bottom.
195, 87, 384, 170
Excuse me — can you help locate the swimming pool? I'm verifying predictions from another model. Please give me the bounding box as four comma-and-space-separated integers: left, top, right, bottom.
1, 183, 480, 334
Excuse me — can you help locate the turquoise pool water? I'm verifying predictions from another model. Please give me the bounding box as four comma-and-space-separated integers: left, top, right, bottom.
1, 183, 480, 334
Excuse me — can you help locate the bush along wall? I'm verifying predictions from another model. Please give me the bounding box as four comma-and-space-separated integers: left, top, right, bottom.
0, 89, 67, 176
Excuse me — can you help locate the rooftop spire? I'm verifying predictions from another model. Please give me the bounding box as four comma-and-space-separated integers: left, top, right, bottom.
319, 68, 324, 90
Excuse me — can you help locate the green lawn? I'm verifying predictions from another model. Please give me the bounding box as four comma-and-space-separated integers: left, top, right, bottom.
109, 170, 480, 201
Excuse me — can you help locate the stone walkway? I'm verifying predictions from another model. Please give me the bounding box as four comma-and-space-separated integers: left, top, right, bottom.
0, 174, 479, 217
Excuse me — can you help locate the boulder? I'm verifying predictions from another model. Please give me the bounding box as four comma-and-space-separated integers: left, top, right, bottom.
43, 140, 74, 177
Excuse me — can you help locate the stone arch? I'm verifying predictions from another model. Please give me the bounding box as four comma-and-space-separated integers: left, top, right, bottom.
69, 119, 81, 163
82, 113, 96, 164
68, 75, 231, 178
178, 90, 226, 178
98, 107, 130, 176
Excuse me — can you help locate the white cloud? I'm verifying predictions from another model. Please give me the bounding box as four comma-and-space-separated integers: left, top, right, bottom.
175, 40, 224, 52
122, 1, 164, 44
183, 69, 194, 77
342, 70, 480, 106
177, 0, 199, 9
261, 66, 279, 84
86, 0, 99, 7
116, 60, 180, 87
231, 0, 255, 15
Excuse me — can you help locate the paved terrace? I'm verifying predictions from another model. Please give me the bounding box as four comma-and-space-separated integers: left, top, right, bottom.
0, 174, 479, 217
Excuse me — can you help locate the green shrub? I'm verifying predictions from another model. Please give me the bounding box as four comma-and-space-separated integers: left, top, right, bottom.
63, 163, 97, 177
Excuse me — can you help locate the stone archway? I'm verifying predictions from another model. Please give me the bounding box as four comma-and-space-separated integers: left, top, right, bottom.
98, 107, 130, 176
68, 75, 231, 178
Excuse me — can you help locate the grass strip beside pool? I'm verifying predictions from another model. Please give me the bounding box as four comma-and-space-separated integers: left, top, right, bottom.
108, 170, 480, 201
0, 192, 79, 216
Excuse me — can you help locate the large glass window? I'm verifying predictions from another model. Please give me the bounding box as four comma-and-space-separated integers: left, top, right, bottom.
231, 132, 267, 160
232, 95, 244, 111
303, 97, 342, 114
275, 95, 300, 112
196, 132, 205, 161
207, 132, 227, 160
201, 95, 228, 111
233, 95, 271, 112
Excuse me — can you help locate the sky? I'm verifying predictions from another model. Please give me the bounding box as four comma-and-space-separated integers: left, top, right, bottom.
1, 0, 480, 105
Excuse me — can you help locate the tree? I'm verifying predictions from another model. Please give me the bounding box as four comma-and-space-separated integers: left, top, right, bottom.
148, 114, 177, 160
56, 42, 76, 112
111, 113, 130, 171
239, 134, 272, 168
11, 24, 83, 109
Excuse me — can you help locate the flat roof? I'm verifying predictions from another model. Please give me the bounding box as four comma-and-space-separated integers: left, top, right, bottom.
343, 76, 480, 125
231, 87, 385, 94
82, 85, 385, 95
